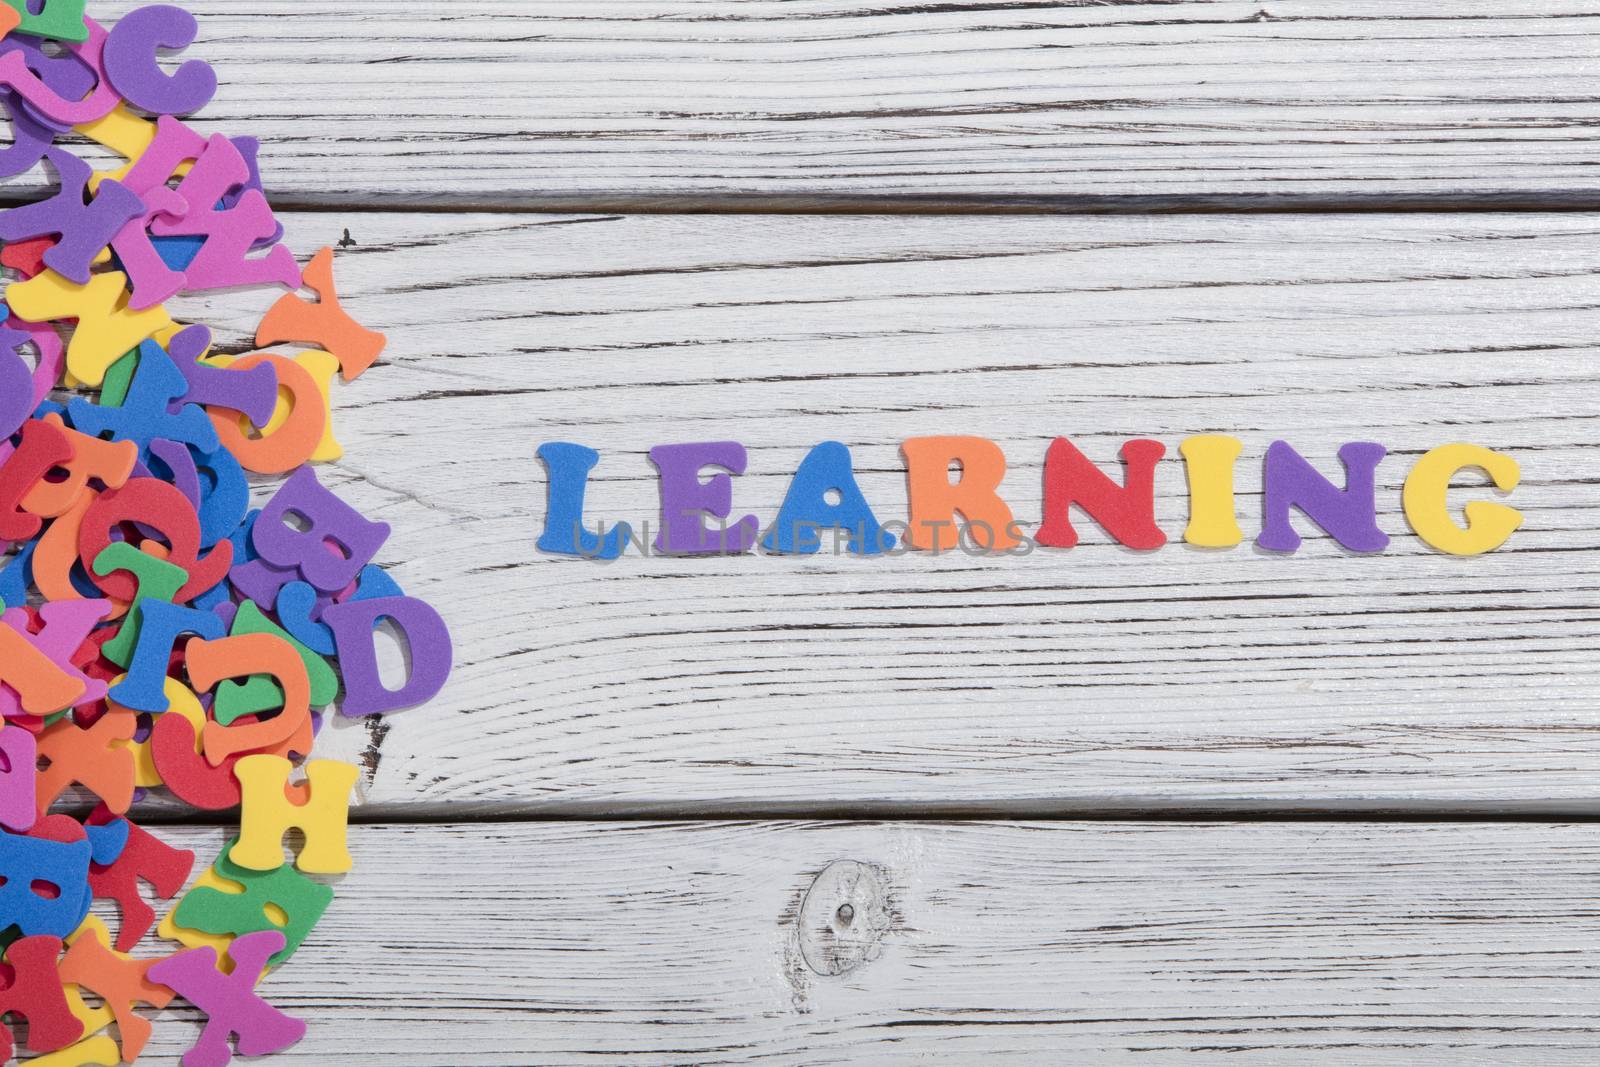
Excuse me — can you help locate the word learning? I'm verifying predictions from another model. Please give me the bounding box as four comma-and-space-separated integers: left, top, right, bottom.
537, 436, 1522, 560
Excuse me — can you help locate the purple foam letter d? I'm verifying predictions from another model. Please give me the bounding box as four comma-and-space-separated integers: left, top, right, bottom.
324, 596, 452, 717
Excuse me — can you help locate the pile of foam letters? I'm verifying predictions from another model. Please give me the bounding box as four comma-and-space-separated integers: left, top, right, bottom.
0, 1, 452, 1063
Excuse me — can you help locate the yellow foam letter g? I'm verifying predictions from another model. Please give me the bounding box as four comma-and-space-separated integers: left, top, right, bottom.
1403, 444, 1522, 556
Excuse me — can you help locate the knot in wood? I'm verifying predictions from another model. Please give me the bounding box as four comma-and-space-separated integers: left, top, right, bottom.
796, 859, 889, 977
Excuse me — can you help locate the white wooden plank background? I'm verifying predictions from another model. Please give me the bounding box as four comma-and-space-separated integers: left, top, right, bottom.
119, 820, 1600, 1066
17, 1, 1600, 210
161, 210, 1600, 817
15, 3, 1600, 1061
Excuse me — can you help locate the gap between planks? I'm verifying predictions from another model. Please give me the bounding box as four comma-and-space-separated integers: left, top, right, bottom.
130, 808, 1600, 829
12, 191, 1600, 216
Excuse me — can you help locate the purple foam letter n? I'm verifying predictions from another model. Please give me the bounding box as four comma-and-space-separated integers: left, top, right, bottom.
1256, 440, 1390, 553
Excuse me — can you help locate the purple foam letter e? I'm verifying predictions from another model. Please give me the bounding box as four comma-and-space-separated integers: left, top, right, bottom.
650, 442, 759, 555
324, 596, 452, 717
1256, 440, 1390, 553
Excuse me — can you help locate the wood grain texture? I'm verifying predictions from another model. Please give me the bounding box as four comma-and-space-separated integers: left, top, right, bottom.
22, 1, 1600, 211
148, 209, 1600, 817
127, 819, 1600, 1065
12, 6, 1597, 1062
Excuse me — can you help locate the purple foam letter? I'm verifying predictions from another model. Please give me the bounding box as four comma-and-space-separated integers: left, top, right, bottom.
649, 441, 759, 554
1256, 441, 1390, 553
324, 596, 452, 718
147, 930, 305, 1067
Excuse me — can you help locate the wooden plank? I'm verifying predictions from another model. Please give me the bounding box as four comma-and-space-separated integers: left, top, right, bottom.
130, 819, 1600, 1065
150, 209, 1600, 816
27, 1, 1600, 210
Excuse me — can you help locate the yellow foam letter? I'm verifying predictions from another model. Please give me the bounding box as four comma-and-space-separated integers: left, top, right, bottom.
110, 677, 204, 788
230, 756, 359, 874
29, 1035, 120, 1067
1403, 444, 1522, 556
1179, 435, 1243, 547
210, 349, 343, 462
5, 270, 170, 387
